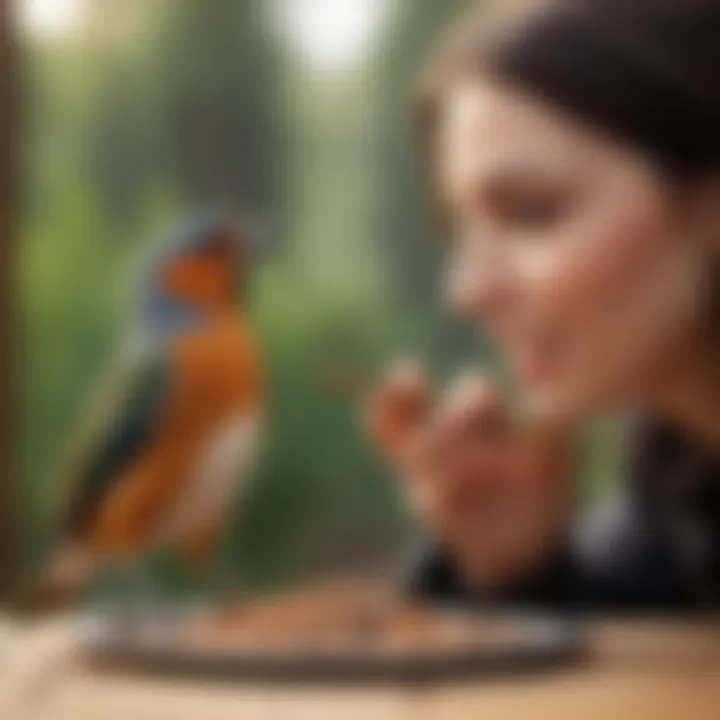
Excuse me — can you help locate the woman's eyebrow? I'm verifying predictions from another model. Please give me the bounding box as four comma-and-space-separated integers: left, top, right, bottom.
479, 153, 580, 187
467, 157, 585, 207
439, 146, 583, 215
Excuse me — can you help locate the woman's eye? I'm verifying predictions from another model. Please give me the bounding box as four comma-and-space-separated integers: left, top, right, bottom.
502, 194, 564, 229
487, 185, 569, 232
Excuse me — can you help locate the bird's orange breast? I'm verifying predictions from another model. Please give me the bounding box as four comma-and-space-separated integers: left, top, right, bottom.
85, 314, 264, 556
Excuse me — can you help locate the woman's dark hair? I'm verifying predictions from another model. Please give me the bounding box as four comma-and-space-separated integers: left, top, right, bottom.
417, 0, 720, 178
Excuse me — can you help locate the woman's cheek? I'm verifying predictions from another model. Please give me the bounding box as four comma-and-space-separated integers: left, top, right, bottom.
513, 199, 681, 417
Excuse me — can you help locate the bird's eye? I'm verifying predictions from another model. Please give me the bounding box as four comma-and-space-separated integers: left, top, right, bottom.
197, 232, 234, 258
201, 242, 226, 256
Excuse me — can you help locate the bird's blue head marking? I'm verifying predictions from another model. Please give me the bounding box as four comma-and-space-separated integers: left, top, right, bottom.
140, 209, 252, 335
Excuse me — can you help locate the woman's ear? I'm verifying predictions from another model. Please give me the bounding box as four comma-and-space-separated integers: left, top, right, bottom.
684, 174, 720, 255
683, 174, 720, 335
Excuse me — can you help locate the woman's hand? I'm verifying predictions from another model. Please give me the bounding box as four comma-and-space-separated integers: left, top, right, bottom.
365, 361, 573, 591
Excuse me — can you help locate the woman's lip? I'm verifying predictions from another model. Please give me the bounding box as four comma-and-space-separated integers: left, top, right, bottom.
514, 347, 557, 384
489, 325, 561, 384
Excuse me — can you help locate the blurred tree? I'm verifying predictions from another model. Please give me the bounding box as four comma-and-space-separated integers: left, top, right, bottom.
150, 0, 278, 211
79, 0, 279, 227
0, 0, 19, 598
373, 0, 489, 373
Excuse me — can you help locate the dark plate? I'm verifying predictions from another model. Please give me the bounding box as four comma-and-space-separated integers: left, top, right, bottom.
81, 607, 585, 685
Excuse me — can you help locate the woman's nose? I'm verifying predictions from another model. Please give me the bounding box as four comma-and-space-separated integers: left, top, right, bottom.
445, 243, 510, 321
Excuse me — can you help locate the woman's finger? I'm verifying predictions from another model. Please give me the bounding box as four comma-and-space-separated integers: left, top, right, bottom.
364, 359, 431, 462
414, 372, 507, 471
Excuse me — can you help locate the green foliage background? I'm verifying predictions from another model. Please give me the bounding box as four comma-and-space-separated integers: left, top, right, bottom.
23, 0, 618, 596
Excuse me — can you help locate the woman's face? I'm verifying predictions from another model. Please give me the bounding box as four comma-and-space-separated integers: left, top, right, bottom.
438, 80, 709, 423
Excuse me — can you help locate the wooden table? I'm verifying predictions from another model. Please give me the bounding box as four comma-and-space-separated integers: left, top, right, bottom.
2, 619, 719, 720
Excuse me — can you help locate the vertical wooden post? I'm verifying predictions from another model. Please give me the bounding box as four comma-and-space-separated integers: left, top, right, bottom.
0, 0, 19, 601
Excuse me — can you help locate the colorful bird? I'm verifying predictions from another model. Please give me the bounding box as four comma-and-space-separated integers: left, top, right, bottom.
30, 212, 265, 607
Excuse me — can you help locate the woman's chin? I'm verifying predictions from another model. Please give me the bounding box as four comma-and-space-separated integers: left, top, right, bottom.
520, 383, 604, 426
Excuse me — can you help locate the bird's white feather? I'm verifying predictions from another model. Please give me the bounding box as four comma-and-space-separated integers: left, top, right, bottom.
152, 411, 262, 545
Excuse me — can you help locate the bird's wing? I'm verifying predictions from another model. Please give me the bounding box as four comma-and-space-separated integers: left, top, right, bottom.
48, 338, 173, 543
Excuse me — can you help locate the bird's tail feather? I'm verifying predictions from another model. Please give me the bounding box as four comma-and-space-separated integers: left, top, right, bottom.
14, 544, 94, 616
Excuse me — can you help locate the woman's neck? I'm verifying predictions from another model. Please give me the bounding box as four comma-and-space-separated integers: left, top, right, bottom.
642, 337, 720, 449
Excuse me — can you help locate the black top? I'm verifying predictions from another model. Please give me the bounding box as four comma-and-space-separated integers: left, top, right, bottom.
404, 419, 720, 613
